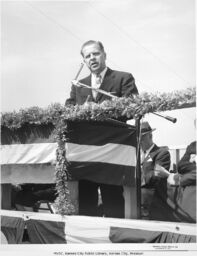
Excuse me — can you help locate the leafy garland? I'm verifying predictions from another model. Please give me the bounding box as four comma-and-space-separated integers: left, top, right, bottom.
1, 87, 196, 215
1, 103, 63, 129
60, 87, 196, 122
1, 87, 196, 129
54, 137, 77, 215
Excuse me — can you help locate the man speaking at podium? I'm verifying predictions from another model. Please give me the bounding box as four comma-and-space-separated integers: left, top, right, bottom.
66, 40, 138, 218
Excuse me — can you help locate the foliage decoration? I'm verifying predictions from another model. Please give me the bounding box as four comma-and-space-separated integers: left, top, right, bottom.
54, 135, 77, 215
1, 87, 196, 215
1, 88, 195, 130
1, 103, 63, 129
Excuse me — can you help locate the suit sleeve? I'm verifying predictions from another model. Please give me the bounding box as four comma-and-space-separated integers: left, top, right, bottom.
180, 169, 196, 187
65, 84, 76, 105
145, 150, 171, 185
121, 73, 138, 97
154, 150, 171, 171
177, 142, 196, 174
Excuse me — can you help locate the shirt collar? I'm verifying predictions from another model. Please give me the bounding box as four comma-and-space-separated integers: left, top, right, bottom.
92, 67, 108, 81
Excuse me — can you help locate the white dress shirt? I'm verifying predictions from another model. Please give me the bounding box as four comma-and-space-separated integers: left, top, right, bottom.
141, 143, 155, 164
91, 67, 108, 99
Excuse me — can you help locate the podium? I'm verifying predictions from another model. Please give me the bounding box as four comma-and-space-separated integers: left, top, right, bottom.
56, 119, 140, 218
1, 119, 141, 219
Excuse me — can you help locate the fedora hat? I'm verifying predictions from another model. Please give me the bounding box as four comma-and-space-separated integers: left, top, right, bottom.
141, 121, 156, 135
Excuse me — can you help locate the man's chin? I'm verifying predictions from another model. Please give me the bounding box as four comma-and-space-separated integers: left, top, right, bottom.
91, 66, 104, 74
91, 70, 99, 74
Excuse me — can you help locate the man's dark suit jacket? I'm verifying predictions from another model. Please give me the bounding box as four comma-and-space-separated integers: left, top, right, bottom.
142, 144, 172, 221
142, 144, 171, 185
66, 68, 138, 105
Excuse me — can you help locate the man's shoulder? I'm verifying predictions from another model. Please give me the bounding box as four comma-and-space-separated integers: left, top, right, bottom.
186, 141, 196, 154
150, 145, 170, 158
79, 68, 133, 81
108, 68, 133, 78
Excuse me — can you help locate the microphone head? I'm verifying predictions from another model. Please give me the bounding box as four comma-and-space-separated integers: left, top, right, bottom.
165, 116, 177, 123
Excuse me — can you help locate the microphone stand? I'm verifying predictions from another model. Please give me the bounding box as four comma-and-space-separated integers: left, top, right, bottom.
72, 78, 177, 124
74, 63, 84, 80
135, 116, 142, 219
72, 80, 117, 99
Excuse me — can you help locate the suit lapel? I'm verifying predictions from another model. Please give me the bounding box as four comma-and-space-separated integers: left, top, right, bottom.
142, 144, 158, 164
149, 145, 160, 159
83, 68, 115, 102
82, 75, 94, 101
96, 68, 115, 102
84, 75, 91, 86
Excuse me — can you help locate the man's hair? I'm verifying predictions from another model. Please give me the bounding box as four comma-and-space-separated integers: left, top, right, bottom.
80, 40, 105, 56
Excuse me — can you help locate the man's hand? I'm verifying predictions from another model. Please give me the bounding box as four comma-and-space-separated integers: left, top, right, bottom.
154, 164, 170, 178
189, 154, 196, 163
167, 173, 181, 186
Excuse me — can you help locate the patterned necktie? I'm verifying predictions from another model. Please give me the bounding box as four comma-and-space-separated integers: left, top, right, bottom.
92, 74, 102, 99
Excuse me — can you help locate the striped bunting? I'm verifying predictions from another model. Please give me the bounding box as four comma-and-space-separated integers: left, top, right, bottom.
1, 143, 56, 165
1, 210, 196, 244
1, 121, 137, 185
1, 143, 57, 184
65, 121, 137, 186
26, 215, 197, 244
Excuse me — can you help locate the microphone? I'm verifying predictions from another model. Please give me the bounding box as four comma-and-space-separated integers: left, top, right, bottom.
164, 116, 177, 123
152, 112, 177, 123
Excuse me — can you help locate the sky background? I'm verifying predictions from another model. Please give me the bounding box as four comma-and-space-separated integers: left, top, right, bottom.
1, 0, 195, 111
1, 0, 196, 147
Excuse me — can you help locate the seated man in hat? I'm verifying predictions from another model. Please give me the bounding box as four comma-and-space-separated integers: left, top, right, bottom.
140, 122, 172, 220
